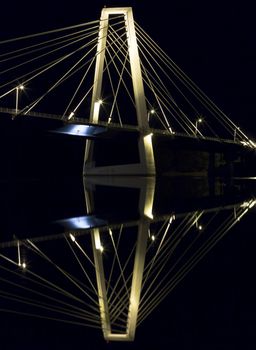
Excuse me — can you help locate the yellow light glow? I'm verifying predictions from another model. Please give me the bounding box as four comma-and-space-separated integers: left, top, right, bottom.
95, 231, 104, 253
68, 112, 75, 120
142, 135, 155, 218
249, 140, 256, 148
144, 194, 154, 219
198, 225, 203, 231
169, 214, 175, 224
96, 244, 104, 253
69, 233, 76, 242
249, 200, 256, 209
144, 133, 153, 141
19, 85, 24, 90
22, 262, 26, 269
151, 235, 155, 241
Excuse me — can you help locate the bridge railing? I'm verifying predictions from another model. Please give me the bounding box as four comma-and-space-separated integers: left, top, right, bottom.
0, 106, 252, 147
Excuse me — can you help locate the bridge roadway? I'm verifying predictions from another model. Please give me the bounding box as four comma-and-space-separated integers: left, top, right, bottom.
1, 106, 254, 177
0, 106, 246, 147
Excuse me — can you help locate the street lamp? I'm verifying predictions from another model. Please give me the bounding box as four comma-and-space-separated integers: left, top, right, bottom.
15, 84, 24, 114
147, 109, 155, 121
195, 117, 203, 135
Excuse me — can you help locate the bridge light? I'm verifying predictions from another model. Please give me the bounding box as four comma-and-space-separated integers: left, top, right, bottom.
195, 216, 203, 230
15, 84, 25, 114
169, 214, 175, 224
92, 99, 103, 123
69, 233, 76, 242
147, 109, 155, 121
21, 262, 27, 269
68, 112, 75, 120
151, 234, 155, 241
97, 244, 104, 253
94, 231, 104, 253
195, 117, 203, 135
249, 200, 256, 209
17, 240, 21, 267
249, 139, 256, 148
168, 126, 174, 134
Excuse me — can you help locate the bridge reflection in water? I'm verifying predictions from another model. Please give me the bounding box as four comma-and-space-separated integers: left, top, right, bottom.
0, 176, 255, 341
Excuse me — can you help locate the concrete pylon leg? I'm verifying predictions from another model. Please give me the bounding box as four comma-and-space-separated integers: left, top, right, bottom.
89, 177, 155, 341
83, 7, 155, 176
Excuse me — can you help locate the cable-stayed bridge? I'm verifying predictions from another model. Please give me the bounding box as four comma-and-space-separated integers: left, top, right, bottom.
0, 7, 255, 176
0, 7, 256, 342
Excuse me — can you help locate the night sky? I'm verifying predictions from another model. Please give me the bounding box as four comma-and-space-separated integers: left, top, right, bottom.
1, 0, 256, 349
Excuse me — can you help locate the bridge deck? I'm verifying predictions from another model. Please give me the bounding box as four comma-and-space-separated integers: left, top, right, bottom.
0, 106, 247, 147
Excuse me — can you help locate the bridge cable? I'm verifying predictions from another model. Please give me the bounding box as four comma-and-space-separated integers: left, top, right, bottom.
135, 23, 249, 142
25, 240, 100, 311
0, 25, 99, 63
138, 206, 249, 325
0, 261, 99, 320
137, 36, 203, 135
0, 30, 97, 77
64, 235, 98, 295
22, 40, 99, 115
0, 20, 100, 45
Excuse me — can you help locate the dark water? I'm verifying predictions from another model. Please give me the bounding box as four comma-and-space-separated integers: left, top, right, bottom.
0, 118, 256, 349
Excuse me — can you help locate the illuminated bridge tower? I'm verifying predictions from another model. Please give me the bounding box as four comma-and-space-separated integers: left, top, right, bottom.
83, 7, 155, 176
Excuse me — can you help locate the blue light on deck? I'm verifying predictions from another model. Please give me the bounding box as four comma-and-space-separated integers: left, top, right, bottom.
57, 215, 107, 229
66, 216, 92, 229
65, 125, 91, 136
53, 124, 106, 137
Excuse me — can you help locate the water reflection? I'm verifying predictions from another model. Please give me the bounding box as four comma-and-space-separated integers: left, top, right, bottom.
0, 176, 255, 341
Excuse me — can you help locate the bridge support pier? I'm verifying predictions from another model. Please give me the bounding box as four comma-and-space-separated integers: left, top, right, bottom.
84, 133, 155, 176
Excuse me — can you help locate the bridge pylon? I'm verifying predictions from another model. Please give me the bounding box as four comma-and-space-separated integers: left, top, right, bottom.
84, 176, 155, 341
83, 7, 155, 176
